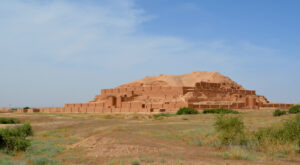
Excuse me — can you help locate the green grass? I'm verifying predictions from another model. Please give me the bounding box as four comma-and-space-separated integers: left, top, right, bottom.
25, 140, 64, 157
0, 124, 77, 164
30, 156, 61, 165
254, 113, 300, 143
0, 155, 26, 165
139, 155, 154, 163
203, 108, 239, 114
210, 113, 300, 161
153, 113, 175, 120
1, 110, 300, 163
187, 137, 202, 146
221, 146, 260, 161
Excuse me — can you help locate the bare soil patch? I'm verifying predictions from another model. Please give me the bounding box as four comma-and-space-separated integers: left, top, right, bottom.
1, 110, 299, 165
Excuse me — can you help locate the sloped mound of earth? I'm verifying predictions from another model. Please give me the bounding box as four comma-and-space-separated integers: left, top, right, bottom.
120, 71, 243, 89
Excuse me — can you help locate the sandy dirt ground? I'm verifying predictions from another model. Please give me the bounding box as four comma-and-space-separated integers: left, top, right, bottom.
0, 110, 299, 165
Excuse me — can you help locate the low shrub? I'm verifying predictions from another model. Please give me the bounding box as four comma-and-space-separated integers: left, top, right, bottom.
0, 123, 33, 152
254, 113, 300, 144
0, 118, 20, 124
273, 109, 287, 117
203, 108, 239, 114
18, 123, 33, 136
176, 107, 199, 115
281, 113, 300, 141
288, 105, 300, 114
23, 107, 30, 110
214, 115, 245, 145
131, 160, 140, 165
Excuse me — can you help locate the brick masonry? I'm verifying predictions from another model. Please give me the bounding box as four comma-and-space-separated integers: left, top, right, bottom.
18, 81, 295, 113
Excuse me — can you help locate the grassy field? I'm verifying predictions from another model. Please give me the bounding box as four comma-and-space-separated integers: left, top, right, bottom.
0, 109, 299, 165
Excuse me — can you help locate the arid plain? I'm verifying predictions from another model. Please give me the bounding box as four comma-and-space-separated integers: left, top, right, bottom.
1, 109, 300, 165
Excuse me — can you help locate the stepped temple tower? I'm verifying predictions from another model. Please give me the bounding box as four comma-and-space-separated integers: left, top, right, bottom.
20, 71, 294, 113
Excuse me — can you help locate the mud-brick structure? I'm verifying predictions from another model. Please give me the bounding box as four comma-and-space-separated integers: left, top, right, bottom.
27, 71, 294, 114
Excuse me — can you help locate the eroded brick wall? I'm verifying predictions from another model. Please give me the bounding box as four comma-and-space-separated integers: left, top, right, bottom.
19, 81, 295, 113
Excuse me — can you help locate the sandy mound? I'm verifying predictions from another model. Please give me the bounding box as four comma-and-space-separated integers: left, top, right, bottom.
120, 71, 243, 88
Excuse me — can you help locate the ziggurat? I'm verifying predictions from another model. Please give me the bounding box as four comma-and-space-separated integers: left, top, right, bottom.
20, 71, 294, 113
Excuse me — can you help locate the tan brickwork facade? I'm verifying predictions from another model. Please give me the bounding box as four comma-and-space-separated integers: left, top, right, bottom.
18, 81, 294, 114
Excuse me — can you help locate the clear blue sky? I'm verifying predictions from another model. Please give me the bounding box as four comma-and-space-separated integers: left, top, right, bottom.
0, 0, 299, 107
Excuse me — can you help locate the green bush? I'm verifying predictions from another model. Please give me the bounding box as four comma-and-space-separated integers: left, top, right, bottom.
23, 107, 30, 110
203, 108, 239, 114
254, 127, 282, 144
0, 118, 20, 124
131, 160, 140, 165
18, 123, 33, 136
176, 107, 199, 115
214, 115, 245, 145
281, 114, 300, 141
288, 105, 300, 114
0, 123, 33, 152
254, 113, 300, 144
273, 109, 287, 117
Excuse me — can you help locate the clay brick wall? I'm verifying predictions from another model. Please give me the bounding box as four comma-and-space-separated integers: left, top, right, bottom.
19, 80, 294, 114
151, 103, 163, 109
116, 96, 122, 108
96, 102, 104, 108
131, 102, 143, 109
122, 102, 131, 109
262, 103, 294, 109
195, 82, 221, 89
245, 97, 257, 108
163, 103, 173, 110
105, 96, 116, 107
38, 107, 65, 113
100, 86, 184, 99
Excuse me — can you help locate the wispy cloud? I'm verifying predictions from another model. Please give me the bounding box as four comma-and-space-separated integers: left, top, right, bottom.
0, 0, 297, 107
0, 0, 280, 69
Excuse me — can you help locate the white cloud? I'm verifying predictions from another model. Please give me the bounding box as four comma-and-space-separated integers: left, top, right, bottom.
0, 0, 281, 69
0, 0, 190, 68
0, 0, 298, 107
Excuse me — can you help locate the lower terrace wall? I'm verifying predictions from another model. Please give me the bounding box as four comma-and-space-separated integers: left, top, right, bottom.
0, 108, 11, 113
192, 103, 293, 110
17, 103, 295, 114
261, 103, 294, 109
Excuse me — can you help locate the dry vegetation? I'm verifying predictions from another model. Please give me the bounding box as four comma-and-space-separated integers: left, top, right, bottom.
0, 109, 300, 165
